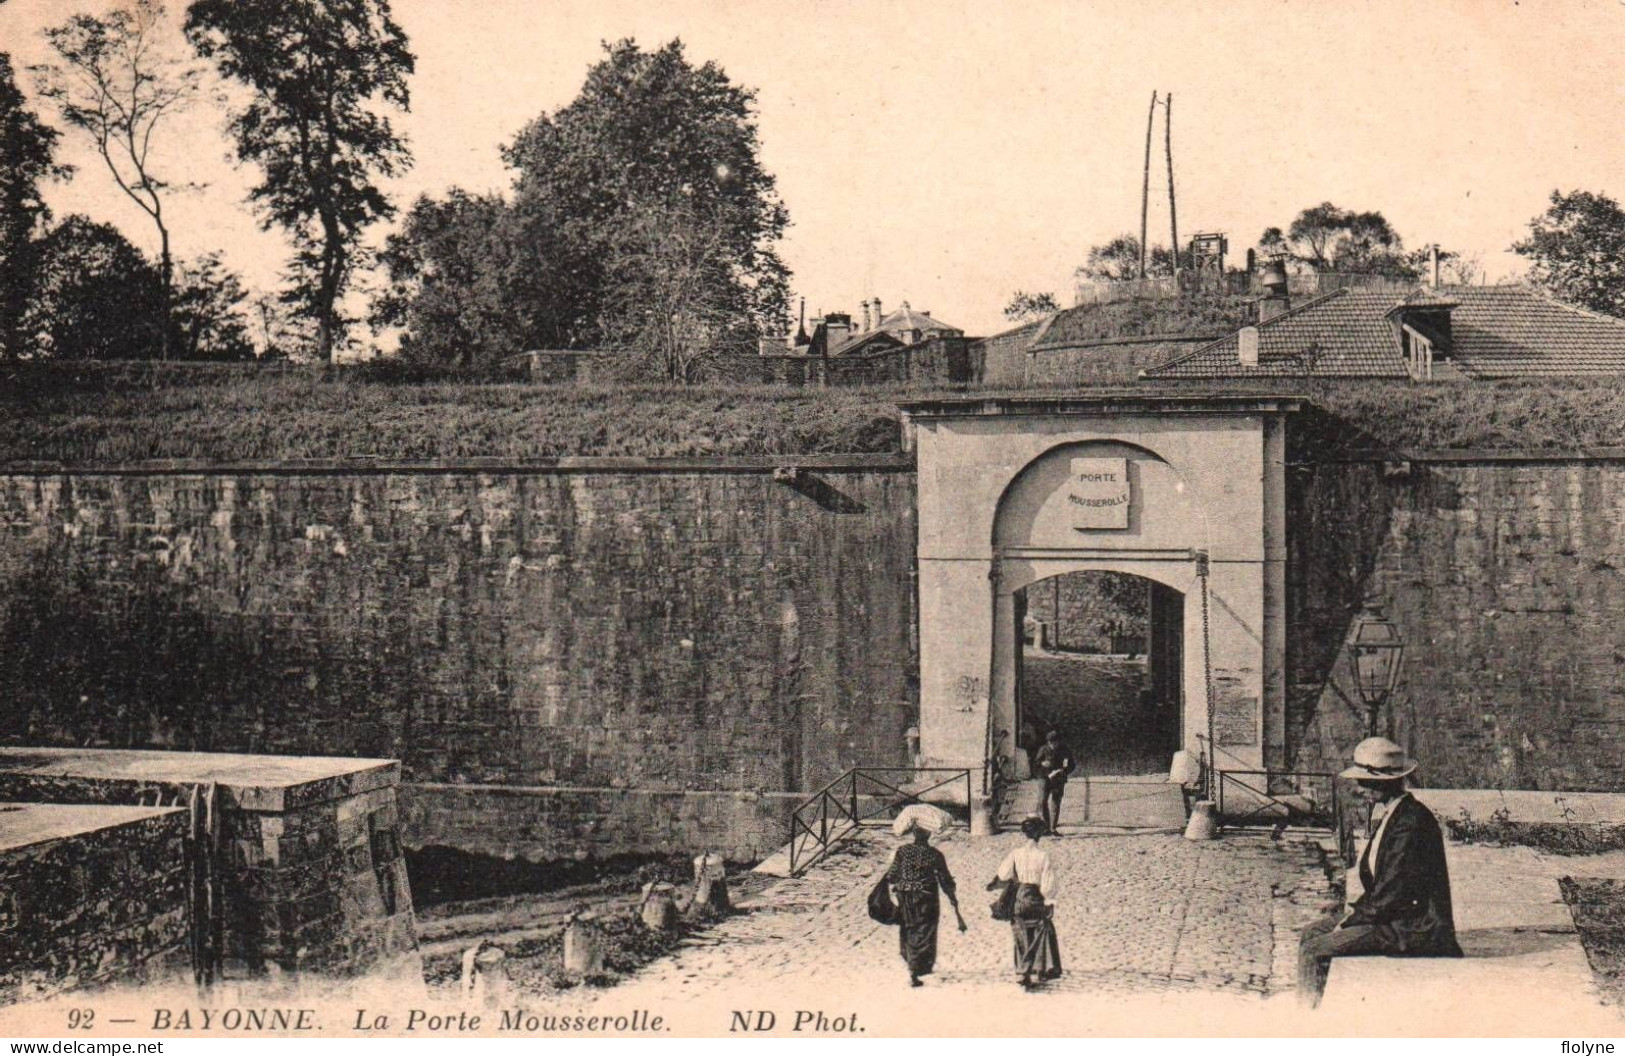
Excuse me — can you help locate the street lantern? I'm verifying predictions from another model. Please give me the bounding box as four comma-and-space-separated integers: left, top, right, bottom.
1347, 604, 1405, 734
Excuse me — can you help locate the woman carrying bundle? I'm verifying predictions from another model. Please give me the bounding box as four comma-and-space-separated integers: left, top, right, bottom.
884, 812, 967, 987
989, 815, 1063, 988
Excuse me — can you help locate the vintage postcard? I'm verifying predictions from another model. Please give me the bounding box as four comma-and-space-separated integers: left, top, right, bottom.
1, 0, 1624, 1042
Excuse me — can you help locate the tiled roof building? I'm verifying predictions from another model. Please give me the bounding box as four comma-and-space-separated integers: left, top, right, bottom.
1143, 285, 1625, 381
871, 301, 962, 346
761, 297, 963, 358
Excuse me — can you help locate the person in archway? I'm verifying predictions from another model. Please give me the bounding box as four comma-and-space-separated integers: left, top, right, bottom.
1035, 728, 1077, 835
1297, 737, 1462, 1008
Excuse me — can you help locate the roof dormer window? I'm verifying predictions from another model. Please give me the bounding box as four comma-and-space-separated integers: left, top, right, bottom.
1402, 323, 1434, 381
1387, 290, 1458, 382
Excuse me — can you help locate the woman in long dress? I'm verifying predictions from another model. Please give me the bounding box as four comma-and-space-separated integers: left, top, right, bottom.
885, 820, 967, 986
988, 815, 1062, 988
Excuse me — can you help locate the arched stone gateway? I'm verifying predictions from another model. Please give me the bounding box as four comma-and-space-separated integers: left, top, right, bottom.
900, 394, 1300, 794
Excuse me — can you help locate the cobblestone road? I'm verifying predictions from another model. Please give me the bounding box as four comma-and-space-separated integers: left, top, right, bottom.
566, 825, 1338, 1027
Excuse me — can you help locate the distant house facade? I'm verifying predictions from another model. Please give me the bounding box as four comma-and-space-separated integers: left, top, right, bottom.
760, 297, 964, 358
749, 297, 974, 386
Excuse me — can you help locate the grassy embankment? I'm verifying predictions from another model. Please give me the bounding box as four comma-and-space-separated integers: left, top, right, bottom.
3, 361, 1625, 461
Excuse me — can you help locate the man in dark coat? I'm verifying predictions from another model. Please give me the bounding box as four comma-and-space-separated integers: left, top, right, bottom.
1034, 729, 1077, 835
1298, 737, 1463, 1007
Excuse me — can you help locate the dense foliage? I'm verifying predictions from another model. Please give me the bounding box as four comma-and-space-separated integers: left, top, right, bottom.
23, 215, 165, 360
376, 39, 791, 379
372, 189, 526, 369
1003, 290, 1060, 321
1255, 202, 1478, 282
12, 215, 253, 362
0, 52, 66, 360
1513, 189, 1625, 318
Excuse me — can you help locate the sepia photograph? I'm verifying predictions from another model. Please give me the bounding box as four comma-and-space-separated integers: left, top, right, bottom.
0, 0, 1623, 1043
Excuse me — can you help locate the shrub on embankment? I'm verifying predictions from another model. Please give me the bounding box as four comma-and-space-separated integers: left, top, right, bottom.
3, 361, 1625, 462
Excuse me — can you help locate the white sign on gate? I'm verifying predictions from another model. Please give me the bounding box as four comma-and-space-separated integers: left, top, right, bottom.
1068, 457, 1131, 530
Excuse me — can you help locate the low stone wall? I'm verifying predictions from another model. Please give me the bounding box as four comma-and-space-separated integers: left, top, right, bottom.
517, 340, 975, 387
0, 750, 417, 982
401, 783, 797, 864
1022, 338, 1210, 386
0, 804, 189, 1005
1023, 570, 1148, 653
224, 784, 414, 977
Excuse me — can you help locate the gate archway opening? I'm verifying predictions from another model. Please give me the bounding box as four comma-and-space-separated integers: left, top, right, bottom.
1016, 570, 1184, 778
903, 394, 1298, 806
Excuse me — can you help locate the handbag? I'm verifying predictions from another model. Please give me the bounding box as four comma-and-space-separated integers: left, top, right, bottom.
867, 876, 898, 926
990, 879, 1017, 922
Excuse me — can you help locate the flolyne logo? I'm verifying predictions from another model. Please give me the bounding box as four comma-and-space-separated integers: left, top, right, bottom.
1070, 457, 1130, 529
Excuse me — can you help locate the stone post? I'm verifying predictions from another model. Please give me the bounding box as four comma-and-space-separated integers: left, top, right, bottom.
639, 882, 679, 932
691, 852, 730, 916
563, 912, 604, 975
460, 943, 509, 1007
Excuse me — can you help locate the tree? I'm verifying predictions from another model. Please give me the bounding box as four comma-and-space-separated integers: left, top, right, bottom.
23, 214, 164, 360
1079, 234, 1142, 282
1334, 211, 1410, 276
1148, 243, 1191, 276
599, 199, 756, 383
185, 0, 414, 361
0, 52, 68, 359
1264, 203, 1418, 278
1284, 202, 1351, 270
1077, 235, 1183, 283
36, 0, 204, 361
503, 39, 790, 356
1403, 245, 1482, 286
1003, 290, 1059, 322
251, 291, 314, 360
172, 251, 254, 360
372, 188, 528, 369
1257, 226, 1289, 261
1513, 190, 1625, 318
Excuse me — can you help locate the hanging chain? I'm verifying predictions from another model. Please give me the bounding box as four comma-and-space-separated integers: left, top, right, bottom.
1196, 551, 1216, 800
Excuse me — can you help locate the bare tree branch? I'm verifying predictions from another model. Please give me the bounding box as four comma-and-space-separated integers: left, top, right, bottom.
35, 0, 207, 360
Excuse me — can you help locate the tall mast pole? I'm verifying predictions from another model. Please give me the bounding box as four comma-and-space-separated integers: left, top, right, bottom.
1165, 93, 1179, 278
1140, 90, 1156, 279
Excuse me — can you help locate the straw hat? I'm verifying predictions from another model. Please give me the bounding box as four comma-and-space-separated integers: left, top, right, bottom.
1339, 737, 1418, 781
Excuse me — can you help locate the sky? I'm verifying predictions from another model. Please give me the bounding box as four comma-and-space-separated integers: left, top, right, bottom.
3, 0, 1624, 339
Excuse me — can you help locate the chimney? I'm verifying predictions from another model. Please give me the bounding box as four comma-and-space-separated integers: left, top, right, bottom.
1430, 244, 1441, 289
872, 297, 883, 331
824, 312, 852, 354
1238, 325, 1259, 367
860, 300, 871, 332
1257, 258, 1290, 322
788, 298, 806, 349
